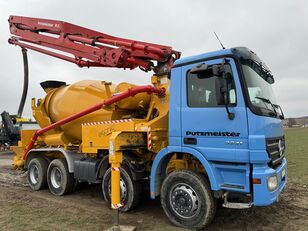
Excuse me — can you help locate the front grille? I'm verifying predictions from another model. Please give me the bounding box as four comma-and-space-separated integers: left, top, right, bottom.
266, 136, 285, 167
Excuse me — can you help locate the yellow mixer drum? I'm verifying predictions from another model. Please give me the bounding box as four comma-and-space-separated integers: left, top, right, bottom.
37, 80, 151, 142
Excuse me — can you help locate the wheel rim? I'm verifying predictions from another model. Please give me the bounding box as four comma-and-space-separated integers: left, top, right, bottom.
29, 164, 39, 184
169, 183, 200, 219
108, 178, 127, 202
50, 167, 62, 189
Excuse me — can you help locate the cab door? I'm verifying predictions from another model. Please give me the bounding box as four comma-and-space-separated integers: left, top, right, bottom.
181, 58, 249, 163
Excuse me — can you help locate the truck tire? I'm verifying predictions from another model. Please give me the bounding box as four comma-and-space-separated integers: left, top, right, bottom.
47, 158, 74, 196
160, 170, 217, 229
27, 157, 48, 191
102, 166, 141, 212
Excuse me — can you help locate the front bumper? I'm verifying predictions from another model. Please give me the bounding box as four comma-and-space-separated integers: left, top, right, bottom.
253, 157, 287, 206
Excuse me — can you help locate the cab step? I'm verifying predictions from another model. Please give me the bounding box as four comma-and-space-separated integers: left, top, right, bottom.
222, 192, 253, 209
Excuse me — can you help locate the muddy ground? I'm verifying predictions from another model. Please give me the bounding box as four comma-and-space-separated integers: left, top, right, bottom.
0, 151, 307, 231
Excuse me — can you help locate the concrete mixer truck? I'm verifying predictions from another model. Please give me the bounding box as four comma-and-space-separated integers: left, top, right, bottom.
8, 16, 287, 229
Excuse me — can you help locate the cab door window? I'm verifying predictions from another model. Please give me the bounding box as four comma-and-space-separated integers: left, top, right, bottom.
187, 65, 236, 107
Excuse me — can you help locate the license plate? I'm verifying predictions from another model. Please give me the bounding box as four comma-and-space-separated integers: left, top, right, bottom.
281, 169, 286, 179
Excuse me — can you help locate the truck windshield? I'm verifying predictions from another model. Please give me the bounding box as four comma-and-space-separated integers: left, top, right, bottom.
242, 63, 281, 118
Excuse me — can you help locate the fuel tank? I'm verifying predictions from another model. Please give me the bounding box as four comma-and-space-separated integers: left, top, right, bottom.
36, 80, 151, 142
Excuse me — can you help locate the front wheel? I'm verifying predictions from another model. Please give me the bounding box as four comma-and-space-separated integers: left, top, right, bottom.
160, 170, 217, 229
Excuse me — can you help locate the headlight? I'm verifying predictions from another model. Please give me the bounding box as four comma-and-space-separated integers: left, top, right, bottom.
267, 175, 278, 191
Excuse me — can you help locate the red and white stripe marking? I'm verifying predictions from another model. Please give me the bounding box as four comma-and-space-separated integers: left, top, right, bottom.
82, 119, 133, 126
112, 167, 120, 171
111, 202, 124, 209
147, 126, 152, 149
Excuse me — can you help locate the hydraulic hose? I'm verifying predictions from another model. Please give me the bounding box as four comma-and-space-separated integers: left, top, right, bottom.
17, 48, 29, 117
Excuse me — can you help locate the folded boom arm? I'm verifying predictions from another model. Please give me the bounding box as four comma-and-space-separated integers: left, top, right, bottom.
8, 15, 181, 74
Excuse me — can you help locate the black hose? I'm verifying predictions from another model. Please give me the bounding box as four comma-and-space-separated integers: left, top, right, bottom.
17, 48, 29, 118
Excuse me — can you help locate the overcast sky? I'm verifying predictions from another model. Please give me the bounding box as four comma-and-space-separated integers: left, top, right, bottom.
0, 0, 307, 118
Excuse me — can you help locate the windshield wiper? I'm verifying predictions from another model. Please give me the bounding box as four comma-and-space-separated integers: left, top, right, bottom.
251, 60, 274, 83
255, 96, 278, 117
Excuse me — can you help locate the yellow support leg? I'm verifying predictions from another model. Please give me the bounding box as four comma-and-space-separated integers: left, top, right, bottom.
107, 132, 136, 231
111, 162, 121, 208
111, 162, 121, 231
108, 134, 123, 230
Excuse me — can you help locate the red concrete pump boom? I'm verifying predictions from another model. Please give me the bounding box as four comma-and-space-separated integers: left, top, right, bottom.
8, 15, 181, 74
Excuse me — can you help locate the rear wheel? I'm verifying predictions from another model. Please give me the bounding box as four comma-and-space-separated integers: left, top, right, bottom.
47, 159, 74, 196
102, 166, 141, 212
160, 170, 217, 229
27, 157, 48, 190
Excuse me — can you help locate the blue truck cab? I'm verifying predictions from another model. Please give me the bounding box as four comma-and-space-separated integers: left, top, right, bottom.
151, 47, 287, 229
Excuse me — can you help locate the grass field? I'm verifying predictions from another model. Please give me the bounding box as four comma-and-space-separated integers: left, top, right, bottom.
285, 127, 308, 184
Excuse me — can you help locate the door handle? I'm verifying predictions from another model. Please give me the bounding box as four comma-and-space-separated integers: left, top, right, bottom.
184, 137, 197, 145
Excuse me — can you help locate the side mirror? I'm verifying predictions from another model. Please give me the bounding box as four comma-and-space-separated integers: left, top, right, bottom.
212, 65, 222, 76
224, 72, 233, 81
215, 74, 235, 120
215, 78, 227, 105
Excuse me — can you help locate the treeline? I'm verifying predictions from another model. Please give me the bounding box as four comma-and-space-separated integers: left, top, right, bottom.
284, 117, 308, 127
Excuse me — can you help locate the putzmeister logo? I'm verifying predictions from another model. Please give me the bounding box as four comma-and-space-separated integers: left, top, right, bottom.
186, 131, 240, 137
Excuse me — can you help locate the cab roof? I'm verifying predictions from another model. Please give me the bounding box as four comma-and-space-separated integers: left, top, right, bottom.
173, 47, 252, 67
